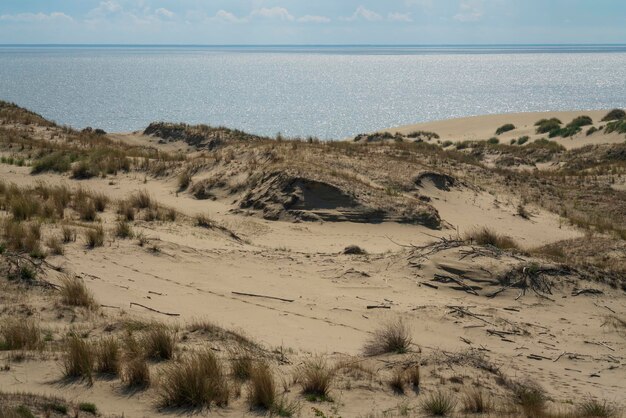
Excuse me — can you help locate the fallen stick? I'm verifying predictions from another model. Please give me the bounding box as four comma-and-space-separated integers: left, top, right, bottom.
232, 291, 294, 303
130, 302, 180, 317
527, 354, 550, 361
367, 305, 391, 310
584, 340, 615, 352
101, 304, 120, 309
421, 282, 439, 289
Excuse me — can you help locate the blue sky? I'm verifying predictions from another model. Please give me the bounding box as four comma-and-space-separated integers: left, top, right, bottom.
1, 0, 625, 44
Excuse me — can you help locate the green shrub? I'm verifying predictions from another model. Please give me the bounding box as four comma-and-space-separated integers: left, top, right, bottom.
517, 136, 529, 145
31, 152, 73, 174
487, 137, 500, 145
605, 119, 626, 134
78, 403, 97, 415
601, 108, 625, 121
586, 126, 599, 136
535, 118, 561, 134
495, 123, 515, 135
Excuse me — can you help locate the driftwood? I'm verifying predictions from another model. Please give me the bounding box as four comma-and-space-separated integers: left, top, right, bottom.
421, 282, 439, 289
572, 288, 603, 296
367, 305, 391, 310
232, 291, 294, 303
584, 340, 615, 352
130, 302, 180, 316
433, 274, 479, 295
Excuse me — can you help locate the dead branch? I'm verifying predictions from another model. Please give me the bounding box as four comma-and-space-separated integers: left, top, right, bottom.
232, 291, 294, 303
129, 302, 180, 316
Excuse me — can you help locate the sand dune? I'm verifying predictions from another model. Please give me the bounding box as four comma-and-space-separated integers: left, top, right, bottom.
0, 103, 624, 417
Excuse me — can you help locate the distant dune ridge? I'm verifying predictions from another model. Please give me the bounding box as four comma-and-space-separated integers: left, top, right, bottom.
0, 100, 624, 417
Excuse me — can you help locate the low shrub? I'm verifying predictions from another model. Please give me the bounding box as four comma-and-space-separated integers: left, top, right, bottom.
601, 108, 625, 122
495, 123, 515, 135
535, 118, 562, 134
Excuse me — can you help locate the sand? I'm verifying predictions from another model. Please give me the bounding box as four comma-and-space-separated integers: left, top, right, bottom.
0, 109, 624, 417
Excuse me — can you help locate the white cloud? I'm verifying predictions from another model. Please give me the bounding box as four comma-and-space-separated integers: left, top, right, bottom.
0, 12, 73, 22
213, 10, 247, 23
344, 5, 383, 22
388, 12, 413, 22
251, 7, 294, 21
297, 15, 331, 24
453, 0, 484, 22
155, 8, 175, 19
87, 1, 122, 19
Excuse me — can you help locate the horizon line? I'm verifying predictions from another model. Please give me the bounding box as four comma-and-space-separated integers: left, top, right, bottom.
2, 43, 626, 47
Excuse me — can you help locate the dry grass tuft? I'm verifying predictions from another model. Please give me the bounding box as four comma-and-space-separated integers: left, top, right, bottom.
578, 399, 620, 418
465, 226, 519, 250
462, 388, 493, 414
94, 337, 120, 376
420, 390, 456, 416
62, 334, 94, 382
59, 275, 96, 308
158, 350, 229, 408
130, 191, 152, 209
46, 236, 64, 255
122, 357, 150, 389
297, 357, 334, 401
389, 368, 406, 394
142, 325, 176, 361
84, 225, 104, 248
513, 382, 547, 418
363, 318, 413, 356
0, 318, 42, 351
230, 348, 254, 381
115, 221, 134, 239
406, 364, 420, 389
61, 225, 76, 243
247, 361, 276, 411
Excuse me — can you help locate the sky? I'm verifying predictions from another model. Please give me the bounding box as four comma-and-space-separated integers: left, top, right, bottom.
0, 0, 625, 44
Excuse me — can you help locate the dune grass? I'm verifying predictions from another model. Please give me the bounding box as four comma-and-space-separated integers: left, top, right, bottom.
158, 350, 229, 408
59, 275, 96, 308
0, 319, 42, 351
465, 227, 519, 250
247, 361, 276, 411
297, 357, 334, 401
363, 318, 413, 356
62, 334, 94, 382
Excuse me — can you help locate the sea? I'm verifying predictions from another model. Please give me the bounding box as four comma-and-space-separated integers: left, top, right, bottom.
0, 45, 625, 139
